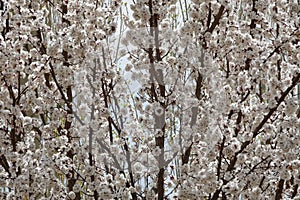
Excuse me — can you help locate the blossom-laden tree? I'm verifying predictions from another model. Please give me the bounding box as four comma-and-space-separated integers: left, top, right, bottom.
1, 0, 300, 199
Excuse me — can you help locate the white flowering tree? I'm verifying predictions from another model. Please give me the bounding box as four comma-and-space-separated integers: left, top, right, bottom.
1, 0, 300, 199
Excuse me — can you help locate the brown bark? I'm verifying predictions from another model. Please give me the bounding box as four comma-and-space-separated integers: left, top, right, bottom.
275, 179, 284, 200
147, 1, 166, 199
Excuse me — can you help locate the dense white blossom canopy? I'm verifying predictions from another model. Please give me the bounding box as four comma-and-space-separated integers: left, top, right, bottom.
0, 0, 300, 199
